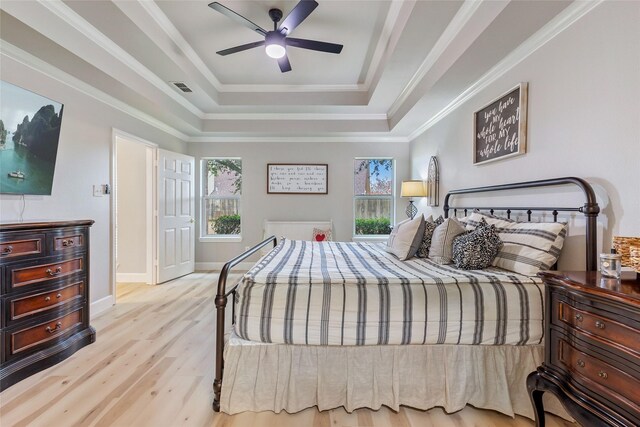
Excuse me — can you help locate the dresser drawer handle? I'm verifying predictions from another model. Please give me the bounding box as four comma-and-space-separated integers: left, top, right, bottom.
2, 245, 13, 255
46, 267, 63, 276
598, 371, 608, 379
576, 359, 585, 368
45, 292, 63, 303
595, 321, 606, 329
574, 313, 583, 322
45, 322, 63, 333
62, 239, 74, 247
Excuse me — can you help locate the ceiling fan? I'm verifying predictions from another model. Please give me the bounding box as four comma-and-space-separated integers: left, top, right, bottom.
208, 0, 343, 73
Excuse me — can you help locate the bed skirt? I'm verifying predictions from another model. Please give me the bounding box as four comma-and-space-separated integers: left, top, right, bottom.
220, 333, 571, 420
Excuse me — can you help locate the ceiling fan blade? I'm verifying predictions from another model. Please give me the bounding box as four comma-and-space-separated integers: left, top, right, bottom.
278, 54, 292, 73
208, 2, 267, 36
278, 0, 318, 36
216, 40, 265, 56
285, 37, 343, 54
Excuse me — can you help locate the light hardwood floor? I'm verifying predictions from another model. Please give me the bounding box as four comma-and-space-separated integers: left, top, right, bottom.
0, 272, 574, 427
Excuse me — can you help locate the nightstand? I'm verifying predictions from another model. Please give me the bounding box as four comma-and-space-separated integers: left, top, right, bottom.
527, 271, 640, 427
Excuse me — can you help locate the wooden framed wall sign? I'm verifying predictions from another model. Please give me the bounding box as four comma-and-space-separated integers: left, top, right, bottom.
473, 82, 528, 165
267, 164, 328, 194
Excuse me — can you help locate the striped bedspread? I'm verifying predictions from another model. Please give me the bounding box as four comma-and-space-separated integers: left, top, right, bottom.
235, 239, 544, 346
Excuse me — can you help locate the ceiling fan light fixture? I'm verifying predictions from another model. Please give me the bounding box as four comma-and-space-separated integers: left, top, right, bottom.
265, 32, 286, 59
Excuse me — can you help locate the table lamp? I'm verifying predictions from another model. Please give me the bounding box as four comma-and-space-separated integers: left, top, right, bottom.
401, 180, 426, 220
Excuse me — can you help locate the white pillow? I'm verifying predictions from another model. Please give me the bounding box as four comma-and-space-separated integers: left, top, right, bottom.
386, 215, 426, 260
428, 218, 467, 264
464, 212, 567, 275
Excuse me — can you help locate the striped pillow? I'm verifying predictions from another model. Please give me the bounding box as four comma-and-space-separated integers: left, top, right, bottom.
464, 212, 567, 275
428, 218, 467, 264
385, 214, 426, 260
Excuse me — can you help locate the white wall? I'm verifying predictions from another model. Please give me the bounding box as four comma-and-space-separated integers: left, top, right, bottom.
116, 138, 147, 279
0, 54, 185, 311
410, 2, 640, 270
188, 141, 411, 264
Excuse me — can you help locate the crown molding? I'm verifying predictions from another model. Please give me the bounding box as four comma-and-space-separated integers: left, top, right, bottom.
218, 83, 365, 93
0, 41, 190, 141
36, 0, 205, 118
362, 0, 415, 89
387, 0, 484, 119
187, 135, 410, 144
407, 0, 604, 142
201, 113, 388, 121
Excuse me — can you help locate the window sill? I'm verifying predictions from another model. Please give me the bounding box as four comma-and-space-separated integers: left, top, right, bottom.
352, 235, 389, 242
199, 236, 243, 243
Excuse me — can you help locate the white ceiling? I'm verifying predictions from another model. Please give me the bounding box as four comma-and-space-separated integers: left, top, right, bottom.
0, 0, 574, 141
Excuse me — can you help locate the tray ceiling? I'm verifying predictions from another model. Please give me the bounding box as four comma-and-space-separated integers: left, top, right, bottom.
0, 0, 574, 140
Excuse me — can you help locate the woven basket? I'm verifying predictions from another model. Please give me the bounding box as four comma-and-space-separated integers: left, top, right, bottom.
613, 236, 640, 272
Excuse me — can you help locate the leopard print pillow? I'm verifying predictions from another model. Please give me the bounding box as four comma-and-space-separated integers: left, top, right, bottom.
416, 215, 446, 258
452, 219, 502, 270
416, 220, 438, 258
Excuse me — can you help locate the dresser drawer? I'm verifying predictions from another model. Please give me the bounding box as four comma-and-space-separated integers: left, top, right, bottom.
50, 229, 87, 254
557, 300, 640, 357
0, 233, 45, 260
6, 257, 85, 293
6, 281, 85, 324
556, 337, 640, 414
7, 308, 84, 357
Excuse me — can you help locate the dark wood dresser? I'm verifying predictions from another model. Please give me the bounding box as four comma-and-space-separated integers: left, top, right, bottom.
528, 271, 640, 427
0, 220, 96, 391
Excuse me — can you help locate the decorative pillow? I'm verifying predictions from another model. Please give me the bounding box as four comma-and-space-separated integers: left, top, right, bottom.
434, 215, 444, 226
416, 216, 438, 258
386, 215, 426, 260
452, 219, 503, 270
464, 211, 515, 230
428, 218, 467, 264
464, 212, 567, 275
457, 215, 470, 227
313, 228, 332, 242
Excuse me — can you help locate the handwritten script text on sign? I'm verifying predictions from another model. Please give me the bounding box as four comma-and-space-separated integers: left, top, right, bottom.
475, 87, 521, 161
268, 165, 327, 194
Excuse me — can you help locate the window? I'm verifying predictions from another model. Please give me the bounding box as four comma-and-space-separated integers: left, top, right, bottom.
202, 158, 242, 238
353, 158, 394, 236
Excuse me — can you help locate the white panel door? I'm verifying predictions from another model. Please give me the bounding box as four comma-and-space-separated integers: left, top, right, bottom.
158, 149, 195, 283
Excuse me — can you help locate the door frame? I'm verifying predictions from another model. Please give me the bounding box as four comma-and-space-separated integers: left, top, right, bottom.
111, 128, 158, 302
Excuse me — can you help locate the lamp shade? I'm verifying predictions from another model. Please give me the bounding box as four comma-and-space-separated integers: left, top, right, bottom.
401, 180, 427, 198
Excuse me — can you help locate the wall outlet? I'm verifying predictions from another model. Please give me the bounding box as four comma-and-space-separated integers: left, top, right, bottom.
93, 185, 103, 197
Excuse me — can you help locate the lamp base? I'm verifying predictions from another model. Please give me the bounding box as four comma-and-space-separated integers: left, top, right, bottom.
405, 200, 417, 220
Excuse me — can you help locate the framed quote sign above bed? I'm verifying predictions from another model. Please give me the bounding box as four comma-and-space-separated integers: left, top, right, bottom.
474, 82, 528, 165
267, 163, 328, 194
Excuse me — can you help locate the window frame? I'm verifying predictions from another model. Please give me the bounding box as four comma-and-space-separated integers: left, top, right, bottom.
352, 157, 395, 240
199, 157, 243, 243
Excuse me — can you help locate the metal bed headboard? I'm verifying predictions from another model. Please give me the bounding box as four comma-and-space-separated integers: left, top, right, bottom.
443, 177, 600, 271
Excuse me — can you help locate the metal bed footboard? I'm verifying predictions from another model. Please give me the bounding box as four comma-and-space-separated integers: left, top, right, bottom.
212, 235, 277, 411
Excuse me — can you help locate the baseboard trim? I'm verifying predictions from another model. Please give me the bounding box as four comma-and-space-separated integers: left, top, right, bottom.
116, 273, 149, 283
91, 295, 115, 318
195, 261, 255, 271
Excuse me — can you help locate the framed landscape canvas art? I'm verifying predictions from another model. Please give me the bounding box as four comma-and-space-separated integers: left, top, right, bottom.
0, 81, 64, 195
